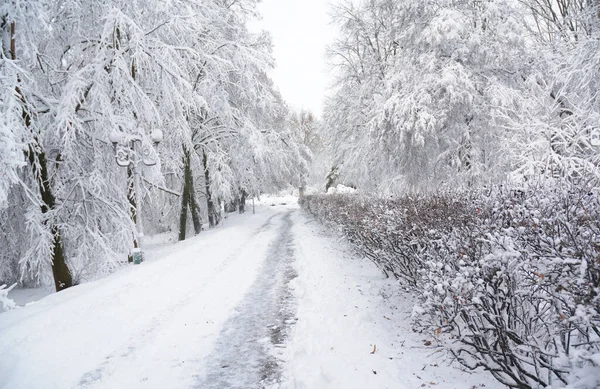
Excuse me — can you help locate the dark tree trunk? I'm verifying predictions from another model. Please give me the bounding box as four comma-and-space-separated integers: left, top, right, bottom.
127, 57, 140, 261
203, 151, 217, 228
29, 148, 73, 292
10, 20, 72, 291
179, 148, 192, 241
179, 147, 203, 239
217, 198, 222, 224
127, 165, 139, 261
325, 165, 339, 193
239, 189, 247, 214
189, 173, 202, 235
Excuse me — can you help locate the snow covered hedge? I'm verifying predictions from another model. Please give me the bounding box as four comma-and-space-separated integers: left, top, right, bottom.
301, 183, 600, 388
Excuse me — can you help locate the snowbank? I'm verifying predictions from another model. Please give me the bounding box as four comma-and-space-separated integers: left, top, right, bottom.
326, 184, 357, 195
0, 284, 16, 311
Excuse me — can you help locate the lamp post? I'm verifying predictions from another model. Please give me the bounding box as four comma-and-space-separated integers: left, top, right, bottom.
109, 129, 163, 264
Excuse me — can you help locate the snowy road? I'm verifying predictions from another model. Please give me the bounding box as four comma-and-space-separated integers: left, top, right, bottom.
193, 211, 297, 389
0, 200, 501, 389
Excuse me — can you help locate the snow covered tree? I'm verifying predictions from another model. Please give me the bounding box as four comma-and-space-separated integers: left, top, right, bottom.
503, 1, 600, 181
0, 0, 309, 285
1, 0, 74, 290
325, 0, 534, 192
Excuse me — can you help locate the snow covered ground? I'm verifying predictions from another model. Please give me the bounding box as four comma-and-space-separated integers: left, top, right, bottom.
0, 199, 502, 389
0, 287, 53, 314
283, 211, 502, 389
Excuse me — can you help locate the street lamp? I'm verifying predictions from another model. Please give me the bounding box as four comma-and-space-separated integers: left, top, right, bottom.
109, 129, 163, 264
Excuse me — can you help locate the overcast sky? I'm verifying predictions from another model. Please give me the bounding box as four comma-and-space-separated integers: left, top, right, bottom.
251, 0, 338, 117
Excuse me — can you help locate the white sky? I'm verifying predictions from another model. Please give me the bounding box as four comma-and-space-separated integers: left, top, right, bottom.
250, 0, 338, 117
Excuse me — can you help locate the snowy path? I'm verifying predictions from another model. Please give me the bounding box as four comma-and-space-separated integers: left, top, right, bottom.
193, 211, 297, 389
282, 211, 502, 389
0, 200, 500, 389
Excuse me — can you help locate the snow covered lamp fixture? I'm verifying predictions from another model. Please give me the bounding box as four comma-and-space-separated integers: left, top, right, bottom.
109, 130, 124, 145
108, 129, 162, 265
109, 130, 162, 167
151, 129, 164, 146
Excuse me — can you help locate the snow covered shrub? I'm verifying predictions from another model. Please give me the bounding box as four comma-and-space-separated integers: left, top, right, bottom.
422, 184, 600, 388
302, 182, 600, 388
0, 283, 17, 311
303, 192, 478, 285
326, 184, 357, 195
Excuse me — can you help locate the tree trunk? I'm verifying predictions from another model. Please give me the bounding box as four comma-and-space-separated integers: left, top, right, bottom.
325, 166, 339, 193
179, 147, 203, 239
127, 53, 140, 259
203, 151, 217, 228
29, 148, 73, 292
189, 173, 202, 235
10, 20, 72, 291
179, 148, 192, 241
216, 198, 222, 224
239, 189, 247, 214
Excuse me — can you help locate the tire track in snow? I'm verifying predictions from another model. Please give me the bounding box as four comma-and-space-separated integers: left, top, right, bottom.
192, 210, 298, 389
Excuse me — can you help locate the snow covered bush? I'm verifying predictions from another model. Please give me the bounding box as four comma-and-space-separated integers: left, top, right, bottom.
326, 184, 357, 195
302, 181, 600, 388
303, 191, 477, 285
421, 184, 600, 388
0, 283, 17, 311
